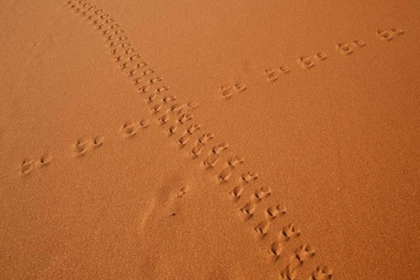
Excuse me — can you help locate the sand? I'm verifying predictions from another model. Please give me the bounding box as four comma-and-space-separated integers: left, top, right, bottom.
1, 0, 419, 279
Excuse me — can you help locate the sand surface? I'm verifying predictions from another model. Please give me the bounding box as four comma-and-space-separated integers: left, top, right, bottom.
1, 0, 419, 279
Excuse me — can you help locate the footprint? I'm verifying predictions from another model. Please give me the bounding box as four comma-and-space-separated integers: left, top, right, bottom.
118, 35, 130, 42
113, 29, 125, 36
221, 86, 233, 98
265, 69, 278, 82
134, 61, 148, 68
130, 54, 141, 61
203, 153, 219, 168
158, 114, 169, 125
280, 260, 299, 280
170, 103, 185, 113
314, 52, 328, 61
120, 121, 138, 138
241, 171, 258, 183
297, 56, 315, 70
138, 85, 150, 93
166, 125, 177, 136
186, 124, 201, 134
270, 241, 283, 257
105, 34, 115, 41
133, 76, 144, 85
150, 104, 163, 114
92, 135, 104, 148
20, 157, 34, 176
119, 42, 131, 48
218, 168, 232, 182
376, 30, 393, 41
74, 137, 90, 156
149, 77, 163, 85
128, 69, 137, 76
311, 265, 333, 280
187, 102, 198, 109
145, 93, 157, 103
266, 205, 287, 219
156, 86, 170, 93
390, 27, 404, 36
211, 142, 229, 154
163, 95, 176, 103
295, 244, 316, 263
198, 133, 214, 144
241, 201, 257, 217
279, 66, 290, 74
191, 142, 204, 158
124, 48, 136, 54
115, 55, 124, 62
352, 39, 366, 48
38, 152, 53, 167
254, 186, 271, 200
235, 83, 247, 93
177, 113, 193, 124
280, 224, 301, 241
139, 119, 150, 128
336, 43, 353, 55
229, 185, 244, 199
254, 220, 270, 235
176, 187, 187, 198
228, 155, 245, 167
178, 134, 190, 146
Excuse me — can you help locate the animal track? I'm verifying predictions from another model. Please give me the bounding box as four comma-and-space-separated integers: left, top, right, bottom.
73, 135, 104, 157
265, 66, 290, 82
20, 157, 34, 175
241, 171, 258, 183
203, 153, 219, 168
297, 55, 315, 70
270, 241, 284, 257
241, 202, 257, 217
253, 186, 272, 200
295, 244, 316, 264
92, 135, 105, 148
211, 142, 229, 155
218, 168, 232, 182
176, 187, 187, 198
336, 39, 368, 55
178, 134, 190, 146
220, 83, 247, 99
376, 28, 404, 41
254, 220, 271, 236
74, 137, 90, 156
280, 224, 301, 241
229, 185, 244, 199
198, 133, 214, 144
176, 113, 193, 124
39, 152, 53, 166
310, 265, 333, 280
186, 124, 201, 135
336, 43, 354, 55
191, 142, 204, 158
163, 95, 177, 103
266, 205, 287, 219
120, 121, 139, 137
228, 155, 245, 167
20, 152, 52, 175
65, 2, 337, 278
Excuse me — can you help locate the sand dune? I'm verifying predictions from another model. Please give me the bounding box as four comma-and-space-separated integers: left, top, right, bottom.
1, 0, 419, 279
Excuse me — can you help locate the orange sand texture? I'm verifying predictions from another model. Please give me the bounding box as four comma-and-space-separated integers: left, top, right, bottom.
1, 0, 419, 279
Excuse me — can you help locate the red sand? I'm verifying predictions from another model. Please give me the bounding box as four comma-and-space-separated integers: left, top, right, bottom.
1, 0, 419, 279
